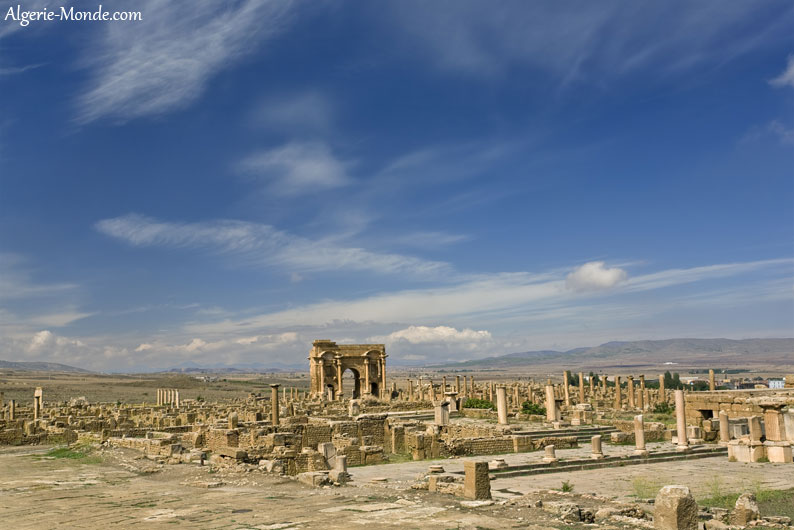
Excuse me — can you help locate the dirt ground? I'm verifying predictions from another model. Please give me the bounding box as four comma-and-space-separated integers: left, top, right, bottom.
0, 445, 591, 530
2, 443, 793, 530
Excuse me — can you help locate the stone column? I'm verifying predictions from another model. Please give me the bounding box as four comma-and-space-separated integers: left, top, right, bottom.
496, 386, 508, 425
627, 376, 635, 408
545, 384, 557, 422
578, 372, 585, 403
379, 355, 386, 399
318, 359, 325, 397
408, 379, 414, 401
591, 434, 604, 459
708, 369, 716, 392
674, 389, 689, 451
455, 375, 461, 394
9, 399, 15, 420
589, 376, 594, 395
614, 376, 622, 409
429, 380, 436, 402
659, 374, 666, 402
364, 359, 371, 395
463, 461, 491, 500
33, 387, 42, 420
174, 390, 180, 409
563, 371, 571, 407
335, 358, 343, 400
634, 414, 648, 456
442, 376, 447, 394
513, 385, 520, 410
637, 384, 644, 410
470, 376, 475, 395
270, 384, 280, 426
718, 410, 730, 445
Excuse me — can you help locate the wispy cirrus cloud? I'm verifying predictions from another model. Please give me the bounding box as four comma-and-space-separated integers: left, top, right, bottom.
180, 257, 792, 335
770, 54, 794, 89
236, 141, 352, 195
95, 213, 451, 278
76, 0, 294, 123
382, 1, 794, 81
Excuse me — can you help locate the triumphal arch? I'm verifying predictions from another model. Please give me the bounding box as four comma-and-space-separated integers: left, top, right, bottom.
309, 340, 387, 400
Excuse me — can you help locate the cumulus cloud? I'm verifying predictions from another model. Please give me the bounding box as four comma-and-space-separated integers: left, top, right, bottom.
770, 54, 794, 89
566, 261, 628, 292
372, 325, 492, 344
237, 142, 351, 195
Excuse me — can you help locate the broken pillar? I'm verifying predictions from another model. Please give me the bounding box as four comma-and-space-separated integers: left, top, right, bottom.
496, 386, 508, 425
270, 384, 280, 427
634, 414, 648, 456
463, 461, 491, 500
654, 485, 698, 530
542, 444, 558, 463
591, 434, 604, 459
434, 401, 450, 426
718, 410, 730, 445
545, 384, 557, 422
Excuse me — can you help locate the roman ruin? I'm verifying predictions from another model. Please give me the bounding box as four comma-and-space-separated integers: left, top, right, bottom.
1, 344, 793, 529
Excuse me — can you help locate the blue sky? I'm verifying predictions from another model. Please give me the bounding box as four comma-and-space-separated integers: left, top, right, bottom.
0, 1, 792, 371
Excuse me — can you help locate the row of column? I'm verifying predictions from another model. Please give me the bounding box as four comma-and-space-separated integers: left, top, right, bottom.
156, 388, 180, 407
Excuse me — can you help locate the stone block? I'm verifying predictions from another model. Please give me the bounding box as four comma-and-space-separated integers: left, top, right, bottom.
731, 493, 759, 525
654, 485, 698, 530
463, 461, 491, 500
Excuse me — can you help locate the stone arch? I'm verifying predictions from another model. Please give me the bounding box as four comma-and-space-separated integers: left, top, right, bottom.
309, 340, 387, 400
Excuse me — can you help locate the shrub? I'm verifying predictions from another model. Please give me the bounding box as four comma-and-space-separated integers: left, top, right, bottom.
521, 402, 546, 415
463, 398, 495, 410
560, 480, 574, 492
653, 402, 672, 414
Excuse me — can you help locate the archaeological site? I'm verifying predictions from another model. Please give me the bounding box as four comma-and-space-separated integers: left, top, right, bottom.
1, 341, 793, 529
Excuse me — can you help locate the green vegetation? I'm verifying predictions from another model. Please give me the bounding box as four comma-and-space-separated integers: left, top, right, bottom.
38, 444, 102, 464
560, 480, 574, 493
521, 402, 546, 415
632, 476, 661, 499
463, 398, 495, 410
698, 478, 794, 518
653, 402, 672, 414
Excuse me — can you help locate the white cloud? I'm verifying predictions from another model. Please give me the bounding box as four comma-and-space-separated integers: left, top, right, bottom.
76, 0, 294, 123
237, 142, 351, 195
0, 253, 77, 301
182, 257, 791, 336
373, 325, 491, 344
28, 310, 94, 327
566, 261, 628, 292
27, 330, 85, 353
768, 121, 794, 146
95, 214, 451, 278
383, 2, 793, 81
770, 54, 794, 89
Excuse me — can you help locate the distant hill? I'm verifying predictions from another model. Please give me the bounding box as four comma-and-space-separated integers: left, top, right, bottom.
0, 359, 92, 373
427, 338, 794, 370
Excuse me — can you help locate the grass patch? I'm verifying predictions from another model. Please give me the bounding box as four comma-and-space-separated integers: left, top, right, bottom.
36, 445, 102, 464
632, 476, 660, 499
698, 478, 794, 518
